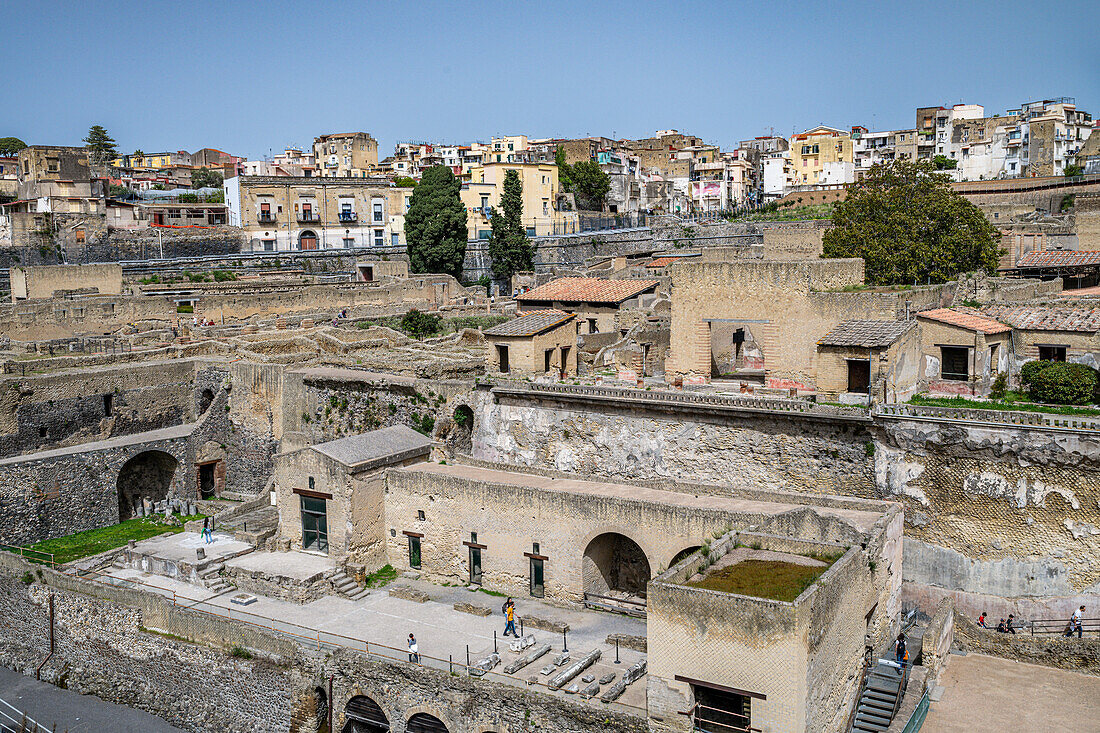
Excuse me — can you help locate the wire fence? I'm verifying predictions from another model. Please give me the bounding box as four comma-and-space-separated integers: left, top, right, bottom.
4, 552, 648, 717
0, 697, 51, 733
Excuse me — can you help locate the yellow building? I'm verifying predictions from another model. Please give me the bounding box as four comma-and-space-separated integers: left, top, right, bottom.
461, 162, 576, 239
788, 126, 854, 185
112, 151, 191, 170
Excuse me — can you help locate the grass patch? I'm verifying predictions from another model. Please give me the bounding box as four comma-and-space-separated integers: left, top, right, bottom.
355, 314, 508, 336
908, 392, 1100, 417
685, 559, 831, 602
20, 514, 203, 565
229, 645, 253, 659
727, 202, 837, 222
139, 626, 193, 643
473, 586, 507, 597
365, 564, 398, 588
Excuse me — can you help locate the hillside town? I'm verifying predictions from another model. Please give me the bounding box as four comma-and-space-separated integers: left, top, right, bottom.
2, 2, 1100, 732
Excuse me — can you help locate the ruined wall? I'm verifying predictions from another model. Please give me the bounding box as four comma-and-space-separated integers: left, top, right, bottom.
0, 359, 199, 458
227, 362, 284, 496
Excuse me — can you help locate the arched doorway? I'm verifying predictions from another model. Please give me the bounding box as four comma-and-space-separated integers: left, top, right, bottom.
582, 532, 651, 601
452, 405, 474, 453
343, 695, 389, 733
299, 230, 319, 251
117, 450, 178, 520
199, 388, 215, 414
407, 712, 448, 733
670, 546, 702, 569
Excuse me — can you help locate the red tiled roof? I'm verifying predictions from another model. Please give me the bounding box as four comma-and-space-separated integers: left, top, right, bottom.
982, 306, 1100, 333
1016, 250, 1100, 268
516, 277, 659, 305
645, 256, 683, 268
916, 308, 1012, 334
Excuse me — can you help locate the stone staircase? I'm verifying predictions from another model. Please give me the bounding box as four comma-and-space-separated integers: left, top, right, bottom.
199, 562, 233, 594
850, 661, 906, 733
325, 567, 370, 601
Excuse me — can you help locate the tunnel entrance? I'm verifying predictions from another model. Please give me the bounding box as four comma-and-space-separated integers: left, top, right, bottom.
407, 712, 448, 733
582, 532, 651, 611
117, 450, 178, 520
343, 695, 389, 732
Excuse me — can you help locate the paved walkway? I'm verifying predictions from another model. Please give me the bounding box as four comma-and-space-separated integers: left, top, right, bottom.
104, 565, 649, 710
0, 666, 183, 733
922, 653, 1100, 732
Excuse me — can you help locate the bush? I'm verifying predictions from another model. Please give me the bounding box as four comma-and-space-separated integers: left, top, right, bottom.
212, 270, 237, 282
229, 645, 253, 659
177, 305, 193, 313
990, 372, 1008, 400
1028, 362, 1098, 405
401, 309, 440, 339
1019, 360, 1056, 388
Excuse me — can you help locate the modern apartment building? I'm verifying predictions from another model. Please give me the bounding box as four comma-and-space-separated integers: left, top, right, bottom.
1004, 98, 1093, 177
312, 132, 379, 178
224, 175, 405, 252
788, 126, 854, 186
461, 162, 576, 239
852, 127, 920, 177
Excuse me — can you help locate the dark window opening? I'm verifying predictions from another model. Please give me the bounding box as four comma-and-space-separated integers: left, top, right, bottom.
198, 388, 214, 413
847, 359, 870, 394
39, 426, 47, 438
530, 556, 545, 597
692, 684, 753, 733
417, 509, 426, 521
408, 535, 422, 569
587, 318, 598, 333
103, 393, 113, 416
469, 546, 482, 585
940, 346, 970, 381
1038, 345, 1067, 362
496, 344, 509, 373
300, 495, 329, 553
544, 348, 554, 373
198, 462, 216, 499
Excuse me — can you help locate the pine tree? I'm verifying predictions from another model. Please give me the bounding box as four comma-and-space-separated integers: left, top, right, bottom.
404, 165, 468, 278
83, 125, 118, 167
488, 169, 535, 280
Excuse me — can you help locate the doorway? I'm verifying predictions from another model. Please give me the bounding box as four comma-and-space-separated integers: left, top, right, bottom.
198, 462, 216, 498
300, 495, 329, 553
847, 359, 870, 394
496, 344, 509, 373
469, 546, 483, 585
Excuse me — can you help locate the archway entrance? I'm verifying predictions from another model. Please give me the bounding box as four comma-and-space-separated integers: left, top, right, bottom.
117, 450, 178, 520
582, 533, 651, 609
407, 713, 448, 733
299, 230, 319, 251
670, 545, 702, 569
343, 695, 389, 733
199, 388, 214, 413
451, 405, 474, 454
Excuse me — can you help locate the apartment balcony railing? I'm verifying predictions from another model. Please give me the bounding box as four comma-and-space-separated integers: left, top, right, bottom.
338, 212, 358, 222
257, 212, 276, 223
297, 213, 321, 223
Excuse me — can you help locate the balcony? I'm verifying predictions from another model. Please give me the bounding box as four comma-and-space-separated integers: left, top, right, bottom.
298, 212, 321, 223
257, 212, 276, 223
338, 211, 358, 223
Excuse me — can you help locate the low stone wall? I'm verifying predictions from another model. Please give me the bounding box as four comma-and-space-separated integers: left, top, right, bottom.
952, 610, 1100, 676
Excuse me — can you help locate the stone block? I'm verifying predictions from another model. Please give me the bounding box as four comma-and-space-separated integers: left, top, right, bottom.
605, 633, 647, 652
388, 585, 430, 603
519, 614, 569, 633
453, 601, 492, 617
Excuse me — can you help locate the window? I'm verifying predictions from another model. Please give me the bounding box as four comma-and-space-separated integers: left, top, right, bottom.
989, 343, 1000, 370
1038, 345, 1067, 362
480, 195, 489, 211
940, 346, 970, 381
372, 200, 384, 222
300, 496, 329, 553
408, 535, 421, 568
373, 229, 384, 247
343, 237, 355, 248
545, 349, 554, 372
588, 318, 598, 334
690, 682, 755, 733
74, 229, 85, 243
468, 544, 482, 585
391, 232, 400, 246
417, 510, 426, 521
103, 394, 113, 416
529, 542, 545, 598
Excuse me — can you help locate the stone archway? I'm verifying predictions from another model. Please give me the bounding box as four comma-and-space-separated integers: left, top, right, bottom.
582, 532, 652, 600
451, 405, 474, 454
343, 694, 389, 732
407, 712, 448, 733
117, 450, 178, 520
670, 545, 702, 569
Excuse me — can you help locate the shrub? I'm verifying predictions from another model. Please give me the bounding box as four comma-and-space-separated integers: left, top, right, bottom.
229, 645, 253, 659
990, 372, 1008, 400
176, 305, 193, 313
401, 309, 440, 339
1019, 360, 1056, 388
212, 270, 237, 282
1028, 362, 1098, 405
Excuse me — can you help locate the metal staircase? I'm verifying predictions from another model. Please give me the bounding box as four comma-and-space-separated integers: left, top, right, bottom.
850, 660, 909, 732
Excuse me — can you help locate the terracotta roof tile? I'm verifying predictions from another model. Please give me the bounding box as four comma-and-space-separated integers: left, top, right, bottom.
982, 306, 1100, 333
483, 310, 574, 338
1016, 250, 1100, 268
516, 277, 659, 305
916, 308, 1011, 334
818, 320, 915, 348
645, 256, 684, 268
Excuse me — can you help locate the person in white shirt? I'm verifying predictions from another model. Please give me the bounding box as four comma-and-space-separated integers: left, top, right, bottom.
1072, 605, 1085, 638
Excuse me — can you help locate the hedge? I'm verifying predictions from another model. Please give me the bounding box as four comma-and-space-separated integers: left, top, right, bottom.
1026, 361, 1099, 405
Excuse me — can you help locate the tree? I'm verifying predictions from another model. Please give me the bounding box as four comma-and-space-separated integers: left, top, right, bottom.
487, 169, 535, 280
401, 309, 441, 339
1064, 164, 1083, 178
393, 176, 417, 188
0, 137, 27, 157
404, 165, 468, 278
822, 160, 1002, 285
191, 167, 224, 189
570, 161, 610, 210
132, 149, 145, 159
82, 125, 118, 166
555, 146, 573, 193
932, 154, 957, 170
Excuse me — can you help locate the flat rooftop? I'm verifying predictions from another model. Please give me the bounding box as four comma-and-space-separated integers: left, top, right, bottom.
397, 462, 886, 533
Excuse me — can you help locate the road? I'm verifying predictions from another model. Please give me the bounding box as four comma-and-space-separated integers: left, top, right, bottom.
0, 666, 184, 733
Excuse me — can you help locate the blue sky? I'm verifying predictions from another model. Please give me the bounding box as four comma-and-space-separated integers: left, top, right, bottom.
2, 0, 1096, 159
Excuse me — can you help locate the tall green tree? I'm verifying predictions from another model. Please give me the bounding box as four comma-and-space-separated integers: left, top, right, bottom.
570, 160, 611, 210
822, 160, 1002, 285
555, 146, 573, 192
932, 154, 957, 170
404, 165, 468, 278
0, 137, 27, 157
487, 169, 535, 280
83, 125, 118, 166
191, 167, 224, 189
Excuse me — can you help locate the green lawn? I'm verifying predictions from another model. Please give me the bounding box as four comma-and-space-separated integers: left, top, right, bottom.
908, 392, 1100, 417
19, 514, 201, 565
686, 559, 829, 602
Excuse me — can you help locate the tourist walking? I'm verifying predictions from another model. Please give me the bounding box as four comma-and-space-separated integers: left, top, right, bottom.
201, 516, 212, 544
977, 611, 987, 628
894, 633, 907, 673
502, 597, 518, 638
1072, 605, 1085, 638
1006, 614, 1016, 634
408, 633, 420, 663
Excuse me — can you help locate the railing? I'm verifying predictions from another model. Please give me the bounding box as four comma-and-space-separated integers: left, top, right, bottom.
0, 696, 52, 733
1024, 617, 1099, 636
899, 692, 930, 733
501, 381, 870, 419
0, 543, 55, 566
297, 213, 320, 223
338, 212, 358, 222
257, 212, 276, 223
875, 403, 1100, 432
